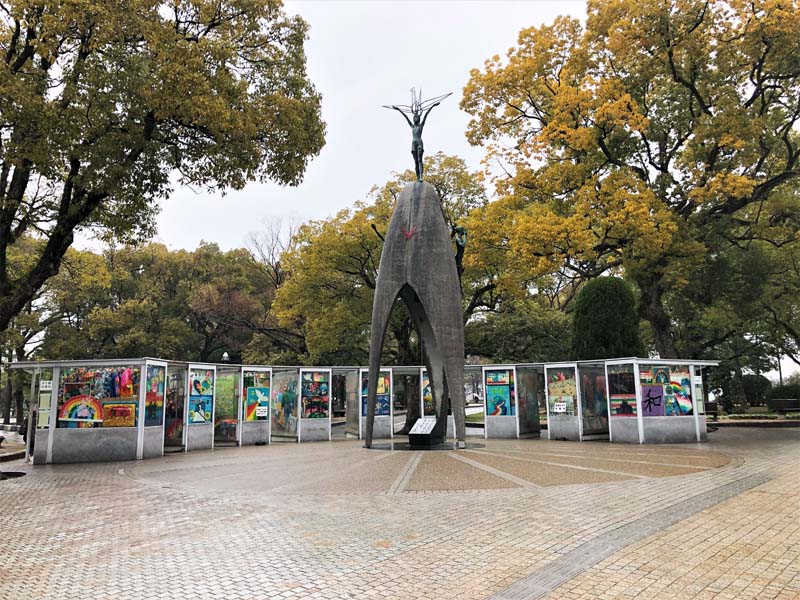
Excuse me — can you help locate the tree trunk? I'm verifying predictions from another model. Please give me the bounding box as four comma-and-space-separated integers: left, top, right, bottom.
390, 313, 421, 434
638, 279, 677, 358
2, 369, 11, 425
13, 386, 23, 425
398, 378, 421, 435
730, 369, 749, 414
14, 345, 27, 424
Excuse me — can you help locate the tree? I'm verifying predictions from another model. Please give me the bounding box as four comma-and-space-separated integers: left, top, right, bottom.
272, 153, 491, 365
2, 241, 110, 421
741, 373, 772, 406
461, 0, 800, 359
272, 199, 388, 365
465, 298, 570, 363
0, 0, 325, 335
570, 277, 645, 359
241, 219, 309, 361
37, 242, 269, 362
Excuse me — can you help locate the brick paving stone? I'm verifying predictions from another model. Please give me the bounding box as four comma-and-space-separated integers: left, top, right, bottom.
0, 428, 797, 599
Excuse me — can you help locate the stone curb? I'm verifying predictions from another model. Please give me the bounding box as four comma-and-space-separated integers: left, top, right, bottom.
0, 450, 25, 462
711, 420, 799, 428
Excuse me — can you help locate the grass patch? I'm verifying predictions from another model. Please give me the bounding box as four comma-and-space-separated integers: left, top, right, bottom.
466, 412, 484, 423
723, 413, 779, 420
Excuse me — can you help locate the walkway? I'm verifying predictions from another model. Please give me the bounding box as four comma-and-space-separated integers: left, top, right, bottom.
0, 428, 797, 599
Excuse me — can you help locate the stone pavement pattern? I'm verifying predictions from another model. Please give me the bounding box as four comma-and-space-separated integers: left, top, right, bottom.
0, 429, 797, 599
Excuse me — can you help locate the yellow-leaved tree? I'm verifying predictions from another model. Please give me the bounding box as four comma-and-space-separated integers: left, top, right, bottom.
461, 0, 800, 358
272, 153, 490, 365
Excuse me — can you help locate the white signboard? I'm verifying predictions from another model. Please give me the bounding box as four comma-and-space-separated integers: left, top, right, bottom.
693, 376, 703, 385
553, 401, 567, 413
409, 417, 437, 435
255, 406, 269, 418
39, 380, 53, 391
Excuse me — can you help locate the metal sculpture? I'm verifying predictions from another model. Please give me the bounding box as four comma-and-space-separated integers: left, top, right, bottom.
364, 93, 465, 448
384, 88, 452, 181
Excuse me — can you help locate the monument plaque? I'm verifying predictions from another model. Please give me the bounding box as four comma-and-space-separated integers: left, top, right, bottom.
408, 417, 438, 446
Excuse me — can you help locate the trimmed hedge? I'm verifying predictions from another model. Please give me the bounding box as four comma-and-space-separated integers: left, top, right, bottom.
571, 277, 645, 360
766, 383, 800, 400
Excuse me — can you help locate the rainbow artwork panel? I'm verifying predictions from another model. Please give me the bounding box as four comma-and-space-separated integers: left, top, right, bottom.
58, 393, 104, 424
640, 366, 693, 416
57, 366, 140, 428
243, 371, 271, 422
667, 370, 693, 415
144, 365, 166, 427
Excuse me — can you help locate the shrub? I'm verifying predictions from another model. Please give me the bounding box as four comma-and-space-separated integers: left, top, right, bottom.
741, 374, 772, 405
571, 277, 645, 360
766, 383, 800, 400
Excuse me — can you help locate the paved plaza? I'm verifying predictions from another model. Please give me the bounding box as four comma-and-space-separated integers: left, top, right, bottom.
0, 428, 797, 599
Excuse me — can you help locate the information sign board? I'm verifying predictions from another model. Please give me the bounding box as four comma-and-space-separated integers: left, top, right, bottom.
410, 417, 436, 434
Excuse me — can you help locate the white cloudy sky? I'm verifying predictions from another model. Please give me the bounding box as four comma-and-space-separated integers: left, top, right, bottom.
152, 0, 587, 250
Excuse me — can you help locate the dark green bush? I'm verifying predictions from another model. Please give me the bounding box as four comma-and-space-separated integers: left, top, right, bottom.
741, 374, 772, 405
571, 277, 645, 360
766, 383, 800, 400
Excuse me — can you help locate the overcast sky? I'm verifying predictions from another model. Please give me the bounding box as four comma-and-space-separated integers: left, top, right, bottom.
152, 0, 587, 250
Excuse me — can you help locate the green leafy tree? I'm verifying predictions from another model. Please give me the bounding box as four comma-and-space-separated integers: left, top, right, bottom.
570, 277, 645, 360
38, 242, 269, 362
741, 374, 772, 406
465, 299, 570, 363
0, 0, 325, 334
2, 241, 110, 421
